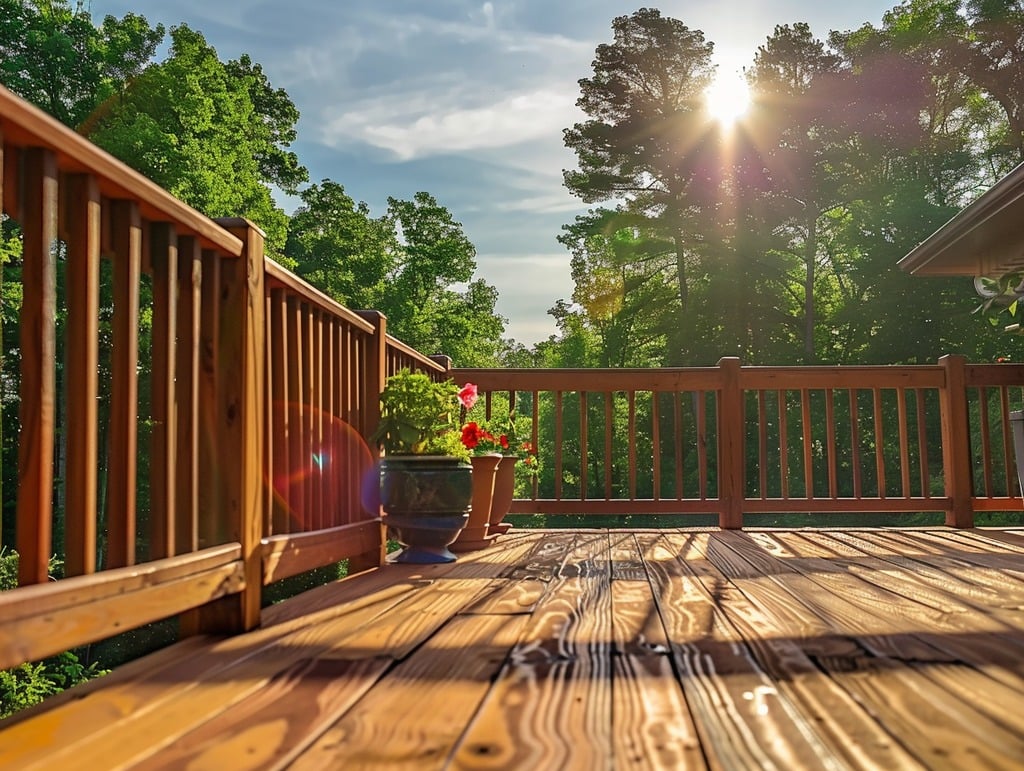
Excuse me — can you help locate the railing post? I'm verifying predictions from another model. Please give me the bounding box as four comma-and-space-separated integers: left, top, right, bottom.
717, 357, 745, 530
352, 310, 387, 571
939, 354, 974, 527
183, 218, 266, 634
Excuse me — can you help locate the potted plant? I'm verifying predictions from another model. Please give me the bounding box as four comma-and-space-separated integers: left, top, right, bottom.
451, 421, 506, 551
370, 369, 478, 563
482, 413, 539, 537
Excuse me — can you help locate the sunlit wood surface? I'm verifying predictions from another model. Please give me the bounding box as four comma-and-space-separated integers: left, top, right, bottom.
5, 527, 1024, 769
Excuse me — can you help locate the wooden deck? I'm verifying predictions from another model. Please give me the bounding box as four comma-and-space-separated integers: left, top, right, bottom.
6, 527, 1024, 769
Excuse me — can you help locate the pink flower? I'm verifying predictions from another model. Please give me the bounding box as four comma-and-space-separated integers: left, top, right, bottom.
458, 383, 479, 410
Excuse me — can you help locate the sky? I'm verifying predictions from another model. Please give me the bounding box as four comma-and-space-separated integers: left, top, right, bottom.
88, 0, 902, 346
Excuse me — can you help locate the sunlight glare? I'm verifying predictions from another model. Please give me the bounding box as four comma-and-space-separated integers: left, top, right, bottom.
705, 71, 751, 126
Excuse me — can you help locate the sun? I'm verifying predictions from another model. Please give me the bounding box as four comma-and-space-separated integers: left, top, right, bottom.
705, 71, 751, 126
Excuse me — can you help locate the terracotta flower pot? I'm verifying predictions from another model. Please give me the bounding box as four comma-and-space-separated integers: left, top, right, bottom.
452, 454, 501, 551
380, 456, 472, 563
487, 456, 516, 537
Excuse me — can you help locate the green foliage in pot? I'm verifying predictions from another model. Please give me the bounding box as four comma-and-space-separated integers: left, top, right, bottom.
370, 369, 477, 460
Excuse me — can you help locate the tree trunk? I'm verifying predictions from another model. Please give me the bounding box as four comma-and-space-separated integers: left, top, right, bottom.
803, 204, 818, 364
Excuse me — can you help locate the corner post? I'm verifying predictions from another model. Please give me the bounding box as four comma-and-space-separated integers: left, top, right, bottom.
717, 357, 744, 530
351, 310, 388, 571
939, 354, 974, 527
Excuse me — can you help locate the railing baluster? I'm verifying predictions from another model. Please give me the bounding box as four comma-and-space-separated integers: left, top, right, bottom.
651, 391, 661, 500
287, 297, 305, 529
873, 388, 886, 498
978, 386, 994, 497
175, 236, 201, 554
758, 390, 768, 499
778, 390, 789, 499
697, 391, 708, 501
1000, 386, 1016, 497
580, 391, 588, 500
915, 389, 930, 498
801, 388, 813, 498
897, 387, 911, 498
312, 309, 324, 532
849, 389, 862, 499
605, 392, 613, 500
63, 173, 100, 577
269, 288, 289, 535
555, 390, 564, 500
826, 388, 837, 499
673, 392, 683, 500
197, 250, 221, 548
627, 391, 637, 500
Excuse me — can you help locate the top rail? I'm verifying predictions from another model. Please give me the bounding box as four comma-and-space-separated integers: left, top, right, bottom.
0, 83, 241, 256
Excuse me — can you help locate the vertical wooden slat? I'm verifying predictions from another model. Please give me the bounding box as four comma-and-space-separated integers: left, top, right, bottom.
939, 354, 973, 527
579, 391, 588, 501
651, 391, 661, 500
173, 237, 200, 555
696, 392, 708, 500
849, 389, 862, 500
149, 222, 179, 559
872, 388, 886, 498
800, 389, 813, 498
197, 250, 221, 548
263, 292, 274, 535
269, 288, 290, 534
757, 390, 768, 499
673, 393, 683, 500
303, 305, 315, 530
978, 387, 994, 497
717, 357, 744, 529
17, 148, 57, 585
555, 391, 564, 500
825, 389, 838, 499
63, 174, 100, 577
1000, 386, 1016, 497
531, 390, 539, 500
605, 392, 613, 500
106, 200, 141, 569
627, 391, 636, 500
287, 297, 305, 529
312, 310, 324, 531
323, 317, 335, 527
778, 390, 789, 499
916, 389, 930, 498
897, 387, 911, 498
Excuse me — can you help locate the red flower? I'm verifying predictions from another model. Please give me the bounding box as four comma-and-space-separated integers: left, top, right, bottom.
499, 434, 509, 449
461, 421, 483, 449
458, 383, 479, 410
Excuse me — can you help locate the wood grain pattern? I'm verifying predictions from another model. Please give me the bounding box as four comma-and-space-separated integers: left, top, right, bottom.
62, 173, 101, 577
9, 529, 1024, 768
16, 148, 57, 585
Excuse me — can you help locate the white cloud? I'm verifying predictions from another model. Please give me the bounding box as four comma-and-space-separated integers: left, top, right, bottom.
321, 88, 578, 160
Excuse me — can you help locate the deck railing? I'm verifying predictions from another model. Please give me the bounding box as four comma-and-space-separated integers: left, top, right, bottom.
0, 84, 438, 672
454, 356, 1024, 528
2, 79, 1023, 678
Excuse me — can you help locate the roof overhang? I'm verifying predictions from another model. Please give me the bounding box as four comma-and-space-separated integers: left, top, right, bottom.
899, 161, 1024, 276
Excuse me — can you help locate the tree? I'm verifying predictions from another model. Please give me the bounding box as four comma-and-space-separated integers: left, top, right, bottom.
285, 180, 395, 308
86, 24, 306, 253
563, 8, 718, 363
0, 0, 163, 128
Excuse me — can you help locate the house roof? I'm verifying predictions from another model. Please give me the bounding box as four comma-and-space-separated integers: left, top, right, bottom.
899, 161, 1024, 276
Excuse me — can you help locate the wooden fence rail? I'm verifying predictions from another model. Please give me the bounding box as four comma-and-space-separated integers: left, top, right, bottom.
0, 83, 440, 671
453, 355, 1024, 528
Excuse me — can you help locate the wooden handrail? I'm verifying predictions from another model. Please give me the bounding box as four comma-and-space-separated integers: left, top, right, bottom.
0, 84, 241, 256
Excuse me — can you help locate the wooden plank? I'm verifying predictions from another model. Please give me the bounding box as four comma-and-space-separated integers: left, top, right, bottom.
611, 534, 705, 770
107, 200, 142, 568
643, 532, 841, 769
665, 531, 924, 770
261, 520, 382, 584
16, 148, 57, 585
62, 173, 101, 577
451, 533, 613, 769
149, 222, 179, 559
4, 579, 423, 770
292, 614, 530, 770
174, 237, 201, 554
0, 560, 244, 672
197, 250, 221, 549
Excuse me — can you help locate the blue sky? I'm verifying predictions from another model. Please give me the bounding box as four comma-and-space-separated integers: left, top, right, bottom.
88, 1, 901, 345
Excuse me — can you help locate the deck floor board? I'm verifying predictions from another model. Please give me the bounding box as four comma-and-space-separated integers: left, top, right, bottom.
6, 527, 1024, 770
